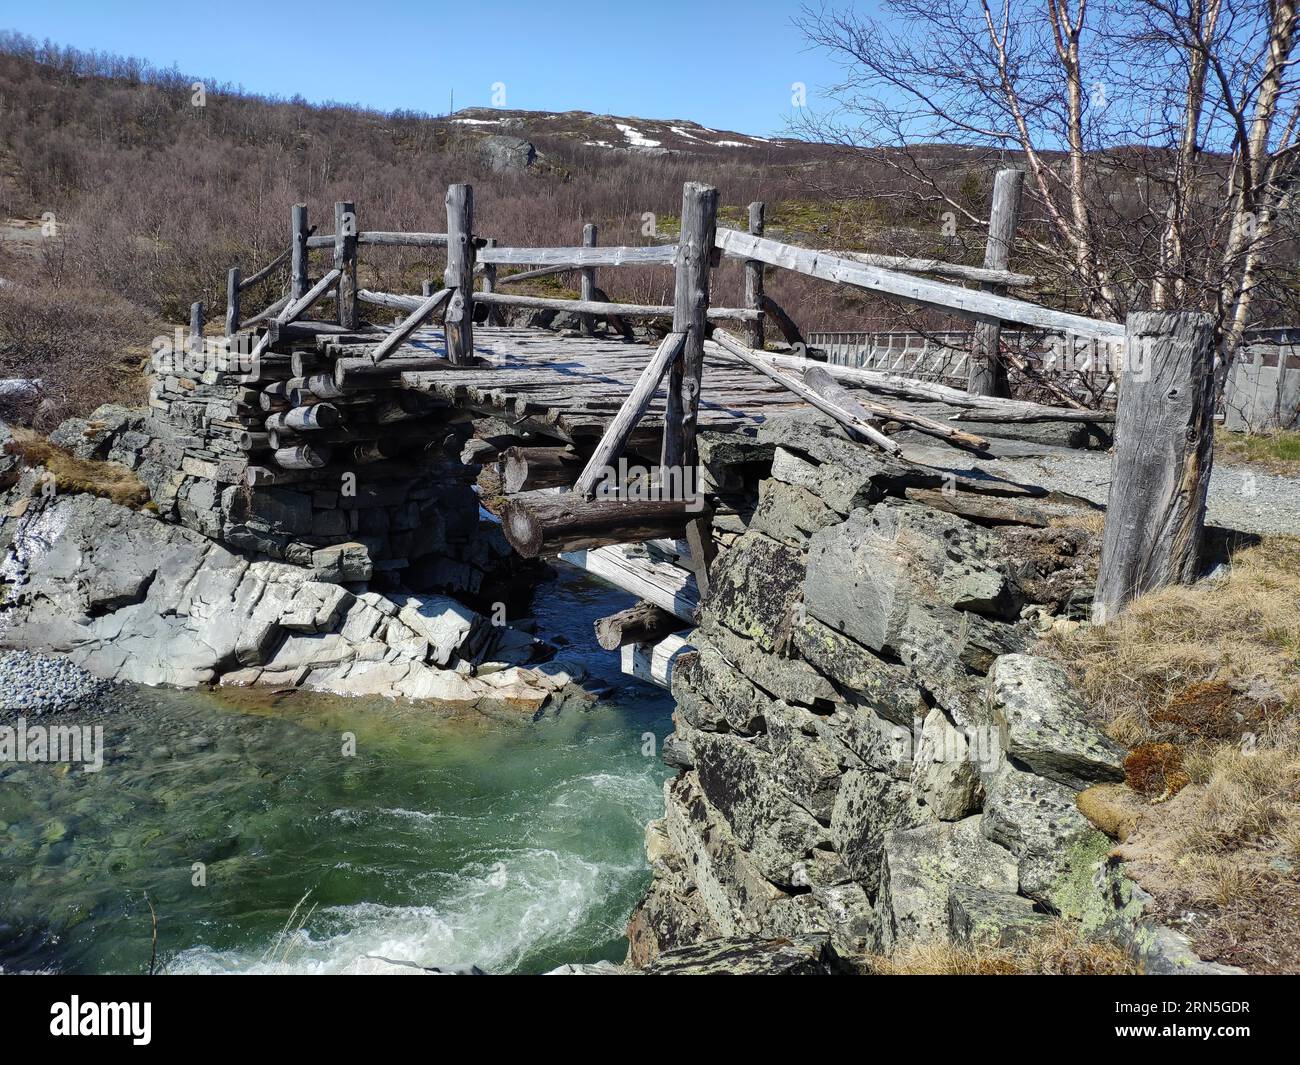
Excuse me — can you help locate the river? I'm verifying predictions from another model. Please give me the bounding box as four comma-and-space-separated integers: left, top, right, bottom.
0, 567, 675, 974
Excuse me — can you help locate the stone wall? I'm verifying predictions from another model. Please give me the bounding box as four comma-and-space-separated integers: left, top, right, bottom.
51, 355, 513, 598
629, 412, 1235, 973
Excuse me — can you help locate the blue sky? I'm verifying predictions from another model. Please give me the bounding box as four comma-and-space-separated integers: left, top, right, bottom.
4, 0, 847, 136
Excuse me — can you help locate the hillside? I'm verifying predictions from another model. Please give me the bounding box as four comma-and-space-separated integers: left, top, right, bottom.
0, 37, 1015, 421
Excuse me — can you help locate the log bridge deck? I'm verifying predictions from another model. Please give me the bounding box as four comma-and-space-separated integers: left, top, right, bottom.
346, 325, 809, 442
199, 177, 1194, 688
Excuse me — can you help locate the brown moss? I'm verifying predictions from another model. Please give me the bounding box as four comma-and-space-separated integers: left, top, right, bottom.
1124, 743, 1192, 800
4, 428, 150, 508
1151, 680, 1274, 742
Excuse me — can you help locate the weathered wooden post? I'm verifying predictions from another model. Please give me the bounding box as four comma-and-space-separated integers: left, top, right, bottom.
580, 223, 598, 336
481, 237, 501, 326
421, 279, 434, 297
661, 181, 719, 482
444, 183, 475, 365
1092, 311, 1217, 623
225, 267, 240, 337
967, 168, 1025, 397
745, 201, 765, 350
189, 301, 204, 356
334, 200, 358, 330
291, 203, 310, 301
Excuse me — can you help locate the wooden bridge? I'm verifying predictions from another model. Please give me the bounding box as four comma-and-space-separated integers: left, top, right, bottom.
195, 177, 1214, 681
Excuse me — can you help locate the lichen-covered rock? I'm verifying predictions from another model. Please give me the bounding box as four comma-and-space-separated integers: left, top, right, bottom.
878, 816, 1018, 950
911, 707, 984, 820
640, 933, 834, 975
692, 732, 830, 886
947, 884, 1050, 948
830, 769, 919, 886
663, 774, 788, 934
869, 498, 1019, 620
703, 530, 805, 652
981, 762, 1106, 905
988, 654, 1125, 788
791, 615, 922, 726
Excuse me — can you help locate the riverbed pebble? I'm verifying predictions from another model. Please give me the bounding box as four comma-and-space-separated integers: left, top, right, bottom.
0, 651, 126, 718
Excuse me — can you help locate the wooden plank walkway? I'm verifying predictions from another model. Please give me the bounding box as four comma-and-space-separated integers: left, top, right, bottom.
345, 324, 809, 443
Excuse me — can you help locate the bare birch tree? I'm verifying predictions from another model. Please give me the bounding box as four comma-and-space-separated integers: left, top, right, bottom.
793, 0, 1300, 367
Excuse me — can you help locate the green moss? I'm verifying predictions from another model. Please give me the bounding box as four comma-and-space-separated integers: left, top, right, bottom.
1049, 829, 1117, 928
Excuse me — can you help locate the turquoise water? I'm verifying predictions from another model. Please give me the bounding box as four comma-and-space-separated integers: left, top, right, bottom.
0, 568, 675, 975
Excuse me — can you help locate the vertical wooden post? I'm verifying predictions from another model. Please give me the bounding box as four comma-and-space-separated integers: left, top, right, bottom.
967, 168, 1025, 397
225, 267, 241, 337
660, 181, 719, 483
421, 279, 434, 297
291, 203, 309, 301
745, 201, 765, 350
1092, 311, 1217, 623
481, 237, 501, 326
580, 223, 598, 336
189, 301, 204, 355
334, 200, 358, 330
444, 183, 475, 365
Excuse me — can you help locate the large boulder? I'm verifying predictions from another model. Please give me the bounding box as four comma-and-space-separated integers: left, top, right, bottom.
988, 654, 1125, 788
911, 707, 984, 820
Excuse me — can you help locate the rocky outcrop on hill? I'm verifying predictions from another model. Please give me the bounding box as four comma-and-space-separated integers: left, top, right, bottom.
627, 412, 1236, 973
0, 476, 590, 717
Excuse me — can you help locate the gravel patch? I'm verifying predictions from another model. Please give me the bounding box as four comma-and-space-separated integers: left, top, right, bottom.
0, 651, 126, 718
988, 449, 1300, 538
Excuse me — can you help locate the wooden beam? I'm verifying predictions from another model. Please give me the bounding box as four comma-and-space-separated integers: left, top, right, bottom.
621, 634, 692, 689
357, 231, 449, 246
969, 168, 1025, 397
1093, 312, 1216, 624
357, 289, 424, 313
746, 202, 766, 350
714, 227, 1124, 341
749, 351, 1111, 421
502, 490, 699, 558
478, 244, 677, 267
580, 223, 598, 336
369, 287, 452, 364
595, 600, 684, 650
661, 182, 719, 475
761, 294, 805, 348
560, 545, 700, 621
444, 184, 474, 365
291, 203, 310, 301
189, 302, 204, 355
802, 366, 900, 454
574, 332, 687, 498
710, 329, 905, 455
273, 443, 332, 470
226, 268, 240, 337
831, 250, 1036, 288
469, 291, 755, 320
334, 201, 358, 330
496, 263, 578, 285
501, 445, 584, 493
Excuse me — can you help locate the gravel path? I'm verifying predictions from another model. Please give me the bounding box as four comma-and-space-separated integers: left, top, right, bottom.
989, 449, 1300, 537
0, 651, 126, 718
896, 429, 1300, 537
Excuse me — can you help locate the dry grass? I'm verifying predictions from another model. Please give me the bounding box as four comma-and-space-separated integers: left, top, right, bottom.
1215, 428, 1300, 476
867, 922, 1138, 975
1045, 535, 1300, 972
1045, 536, 1300, 748
4, 427, 150, 508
